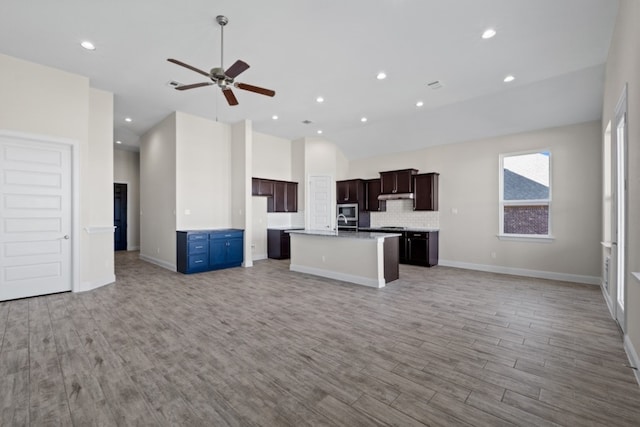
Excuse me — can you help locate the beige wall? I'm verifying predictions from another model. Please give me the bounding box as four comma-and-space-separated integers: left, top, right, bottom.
114, 149, 140, 250
175, 112, 232, 230
0, 53, 115, 292
231, 120, 252, 266
252, 131, 292, 180
139, 113, 177, 269
84, 88, 115, 289
349, 121, 602, 283
602, 0, 640, 372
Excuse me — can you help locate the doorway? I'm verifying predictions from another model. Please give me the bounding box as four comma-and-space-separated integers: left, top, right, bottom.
114, 183, 128, 251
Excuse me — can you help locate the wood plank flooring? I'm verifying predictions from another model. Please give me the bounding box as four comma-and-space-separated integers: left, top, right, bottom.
1, 251, 639, 426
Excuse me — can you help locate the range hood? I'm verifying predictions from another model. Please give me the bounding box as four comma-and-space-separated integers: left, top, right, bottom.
378, 193, 414, 201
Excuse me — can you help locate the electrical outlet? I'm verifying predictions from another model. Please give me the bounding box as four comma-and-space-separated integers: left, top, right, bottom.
491, 251, 497, 259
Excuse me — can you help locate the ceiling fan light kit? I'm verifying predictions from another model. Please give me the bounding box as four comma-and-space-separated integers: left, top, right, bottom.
167, 15, 275, 106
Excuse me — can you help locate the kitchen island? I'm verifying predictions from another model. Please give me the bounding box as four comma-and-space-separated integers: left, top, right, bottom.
287, 230, 400, 288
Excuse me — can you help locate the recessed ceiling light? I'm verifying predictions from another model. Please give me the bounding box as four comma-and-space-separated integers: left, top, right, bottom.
482, 28, 497, 39
316, 96, 324, 103
416, 101, 424, 107
361, 117, 367, 123
317, 130, 323, 135
503, 75, 515, 83
115, 140, 122, 144
272, 115, 278, 120
377, 72, 387, 80
80, 41, 96, 50
125, 117, 132, 122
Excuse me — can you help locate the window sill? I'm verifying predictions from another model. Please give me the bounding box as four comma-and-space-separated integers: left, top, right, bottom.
497, 234, 555, 243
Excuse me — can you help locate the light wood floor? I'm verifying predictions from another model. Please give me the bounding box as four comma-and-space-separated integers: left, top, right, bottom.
1, 251, 639, 426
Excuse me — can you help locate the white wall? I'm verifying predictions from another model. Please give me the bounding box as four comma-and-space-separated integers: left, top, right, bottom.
602, 0, 640, 378
114, 149, 140, 250
0, 53, 115, 292
349, 121, 602, 283
139, 113, 177, 269
175, 112, 231, 230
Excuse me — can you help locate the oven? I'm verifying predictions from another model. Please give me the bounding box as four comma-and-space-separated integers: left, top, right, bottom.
337, 203, 358, 230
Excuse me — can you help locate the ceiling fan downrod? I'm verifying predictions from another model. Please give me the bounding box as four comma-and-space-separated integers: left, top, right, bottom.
216, 15, 228, 70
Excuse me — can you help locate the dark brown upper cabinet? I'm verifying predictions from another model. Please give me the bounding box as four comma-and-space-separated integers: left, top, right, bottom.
285, 181, 297, 213
336, 179, 365, 210
267, 180, 298, 213
363, 178, 386, 212
252, 178, 274, 196
380, 169, 418, 194
253, 177, 298, 213
413, 173, 439, 211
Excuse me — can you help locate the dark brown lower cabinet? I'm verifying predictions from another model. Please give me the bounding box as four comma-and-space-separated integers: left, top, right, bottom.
401, 231, 439, 266
268, 229, 302, 259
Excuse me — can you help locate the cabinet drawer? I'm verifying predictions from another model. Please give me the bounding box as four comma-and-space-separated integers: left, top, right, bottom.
209, 231, 243, 240
188, 253, 208, 269
407, 232, 428, 239
188, 233, 208, 241
188, 241, 208, 254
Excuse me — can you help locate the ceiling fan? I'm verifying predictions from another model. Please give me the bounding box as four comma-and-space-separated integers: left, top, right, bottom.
167, 15, 275, 106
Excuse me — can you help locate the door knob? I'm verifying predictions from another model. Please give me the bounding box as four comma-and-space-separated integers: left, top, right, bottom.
62, 235, 70, 240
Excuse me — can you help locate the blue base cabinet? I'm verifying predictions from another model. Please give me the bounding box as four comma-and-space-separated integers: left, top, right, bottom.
177, 229, 244, 274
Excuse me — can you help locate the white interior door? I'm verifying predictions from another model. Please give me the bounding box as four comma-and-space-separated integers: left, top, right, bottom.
308, 175, 333, 231
0, 135, 72, 301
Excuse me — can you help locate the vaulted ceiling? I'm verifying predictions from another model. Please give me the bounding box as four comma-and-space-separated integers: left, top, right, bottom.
0, 0, 618, 159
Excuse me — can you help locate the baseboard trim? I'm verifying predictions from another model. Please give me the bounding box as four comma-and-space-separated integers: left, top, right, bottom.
127, 245, 140, 251
438, 259, 600, 285
290, 264, 384, 288
76, 274, 115, 293
601, 283, 616, 319
138, 253, 177, 272
623, 335, 640, 386
252, 254, 268, 261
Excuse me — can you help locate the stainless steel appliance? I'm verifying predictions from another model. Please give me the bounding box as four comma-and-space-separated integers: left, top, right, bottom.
337, 203, 358, 230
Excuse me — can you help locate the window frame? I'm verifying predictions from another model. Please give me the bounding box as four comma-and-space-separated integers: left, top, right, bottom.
498, 149, 554, 242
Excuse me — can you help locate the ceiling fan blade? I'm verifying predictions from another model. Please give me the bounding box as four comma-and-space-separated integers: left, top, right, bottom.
222, 88, 239, 106
176, 82, 214, 91
167, 58, 209, 77
225, 60, 250, 79
235, 82, 276, 97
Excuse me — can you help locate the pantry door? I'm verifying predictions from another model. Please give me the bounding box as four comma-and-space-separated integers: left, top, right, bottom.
0, 133, 72, 301
308, 175, 333, 231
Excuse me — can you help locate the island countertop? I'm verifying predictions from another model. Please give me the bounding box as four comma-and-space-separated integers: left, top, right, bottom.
286, 229, 401, 240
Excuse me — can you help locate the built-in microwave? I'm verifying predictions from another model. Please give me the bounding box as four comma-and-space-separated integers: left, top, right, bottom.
337, 203, 358, 229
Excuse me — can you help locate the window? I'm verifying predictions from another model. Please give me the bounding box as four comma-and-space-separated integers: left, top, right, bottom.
499, 151, 551, 238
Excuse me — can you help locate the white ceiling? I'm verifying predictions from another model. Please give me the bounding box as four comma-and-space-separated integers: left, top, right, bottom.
0, 0, 618, 159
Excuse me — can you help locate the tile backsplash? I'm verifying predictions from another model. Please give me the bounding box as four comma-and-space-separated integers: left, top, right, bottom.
267, 211, 305, 228
370, 199, 439, 229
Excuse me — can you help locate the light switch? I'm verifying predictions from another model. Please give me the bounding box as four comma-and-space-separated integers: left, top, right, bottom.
184, 209, 191, 215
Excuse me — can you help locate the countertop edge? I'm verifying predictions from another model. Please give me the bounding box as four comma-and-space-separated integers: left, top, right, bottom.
287, 230, 402, 240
